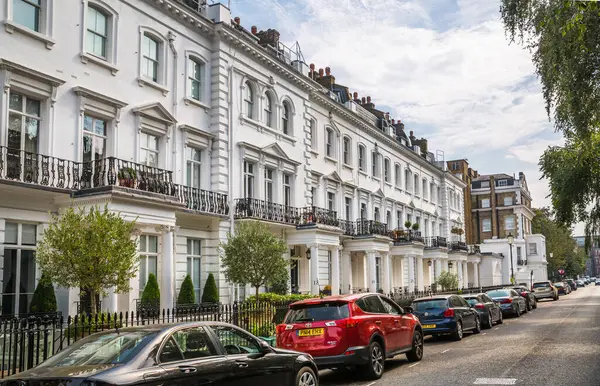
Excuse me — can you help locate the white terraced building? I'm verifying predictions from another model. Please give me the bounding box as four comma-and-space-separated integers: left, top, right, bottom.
0, 0, 473, 318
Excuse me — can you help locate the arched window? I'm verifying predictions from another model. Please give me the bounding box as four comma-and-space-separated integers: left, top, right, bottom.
244, 82, 254, 119
281, 102, 290, 135
264, 93, 273, 127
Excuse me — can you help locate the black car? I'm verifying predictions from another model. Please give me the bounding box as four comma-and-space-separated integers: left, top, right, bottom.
566, 279, 577, 291
486, 289, 527, 317
508, 286, 537, 311
461, 293, 503, 329
2, 322, 319, 386
412, 294, 481, 341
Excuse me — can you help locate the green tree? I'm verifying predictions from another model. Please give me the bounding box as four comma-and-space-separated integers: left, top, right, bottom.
201, 273, 219, 303
220, 221, 289, 298
434, 271, 459, 291
29, 273, 57, 313
532, 207, 578, 277
177, 275, 196, 305
141, 273, 160, 307
37, 206, 138, 314
500, 1, 600, 243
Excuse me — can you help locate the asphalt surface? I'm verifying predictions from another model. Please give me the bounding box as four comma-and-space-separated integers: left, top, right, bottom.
319, 284, 600, 386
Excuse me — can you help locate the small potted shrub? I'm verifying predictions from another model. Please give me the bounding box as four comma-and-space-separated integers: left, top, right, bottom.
118, 167, 137, 188
322, 285, 332, 296
404, 220, 412, 230
411, 223, 420, 231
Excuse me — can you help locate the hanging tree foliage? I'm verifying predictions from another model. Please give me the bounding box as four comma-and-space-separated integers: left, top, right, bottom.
499, 1, 600, 248
37, 206, 139, 314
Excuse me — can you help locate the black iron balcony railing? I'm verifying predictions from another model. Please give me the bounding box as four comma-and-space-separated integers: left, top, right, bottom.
234, 198, 299, 225
390, 229, 424, 244
299, 206, 338, 227
0, 147, 229, 216
338, 219, 356, 236
449, 241, 468, 251
517, 259, 527, 266
425, 236, 448, 248
356, 219, 388, 237
468, 245, 481, 254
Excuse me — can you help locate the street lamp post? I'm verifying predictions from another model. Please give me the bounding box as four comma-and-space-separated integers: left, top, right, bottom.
507, 233, 515, 284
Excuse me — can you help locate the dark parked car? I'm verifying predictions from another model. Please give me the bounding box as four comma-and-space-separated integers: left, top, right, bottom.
508, 286, 537, 311
276, 293, 423, 380
412, 295, 481, 341
486, 289, 527, 317
3, 322, 319, 386
566, 279, 577, 291
461, 293, 503, 329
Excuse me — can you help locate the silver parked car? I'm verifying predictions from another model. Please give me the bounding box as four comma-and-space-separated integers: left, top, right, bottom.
531, 281, 559, 301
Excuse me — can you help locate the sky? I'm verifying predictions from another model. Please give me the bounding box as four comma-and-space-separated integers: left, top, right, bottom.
228, 0, 583, 236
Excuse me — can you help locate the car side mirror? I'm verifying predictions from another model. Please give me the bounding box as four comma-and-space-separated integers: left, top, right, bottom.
404, 306, 414, 314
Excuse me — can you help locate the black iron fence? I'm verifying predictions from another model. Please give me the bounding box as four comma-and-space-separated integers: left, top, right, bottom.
356, 220, 388, 236
0, 300, 293, 379
390, 229, 424, 244
424, 236, 448, 248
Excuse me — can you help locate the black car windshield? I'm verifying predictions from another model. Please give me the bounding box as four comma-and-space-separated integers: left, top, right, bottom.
413, 299, 448, 310
487, 290, 510, 298
285, 302, 349, 323
533, 282, 550, 288
38, 330, 158, 367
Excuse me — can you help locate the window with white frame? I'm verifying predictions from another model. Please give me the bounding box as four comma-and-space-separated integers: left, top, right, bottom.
481, 198, 490, 208
439, 223, 443, 236
2, 222, 37, 315
343, 137, 350, 165
310, 187, 316, 206
188, 57, 204, 102
360, 203, 367, 219
325, 128, 334, 157
482, 218, 491, 232
528, 242, 537, 255
405, 169, 410, 191
481, 181, 490, 188
310, 119, 317, 151
140, 132, 159, 167
437, 187, 441, 205
86, 5, 108, 58
186, 147, 202, 188
430, 183, 434, 203
386, 210, 391, 226
422, 179, 427, 199
384, 159, 390, 182
406, 214, 412, 224
415, 216, 420, 229
358, 145, 365, 171
498, 179, 508, 187
283, 174, 291, 207
264, 93, 273, 127
13, 0, 42, 32
141, 33, 160, 82
396, 210, 402, 229
244, 82, 254, 119
243, 161, 254, 198
139, 235, 158, 298
504, 196, 513, 206
8, 92, 41, 155
345, 197, 352, 220
414, 175, 419, 195
327, 192, 335, 212
395, 164, 400, 187
281, 101, 291, 135
186, 238, 202, 303
374, 207, 380, 222
505, 216, 515, 231
424, 219, 429, 236
264, 168, 274, 202
82, 115, 106, 163
371, 152, 378, 177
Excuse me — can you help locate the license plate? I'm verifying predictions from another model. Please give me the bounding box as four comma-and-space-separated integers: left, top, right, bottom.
298, 328, 324, 337
421, 324, 436, 329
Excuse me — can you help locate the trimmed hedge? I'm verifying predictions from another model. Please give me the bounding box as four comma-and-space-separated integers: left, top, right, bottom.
177, 275, 196, 305
29, 273, 57, 313
141, 273, 160, 306
202, 273, 219, 303
245, 293, 315, 304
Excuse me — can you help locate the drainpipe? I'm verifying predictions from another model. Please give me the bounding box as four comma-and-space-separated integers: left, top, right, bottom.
167, 32, 178, 176
228, 63, 235, 235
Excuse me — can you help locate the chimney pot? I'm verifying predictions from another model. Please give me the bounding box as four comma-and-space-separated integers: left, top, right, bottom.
318, 68, 324, 77
325, 67, 331, 76
310, 63, 315, 70
234, 17, 240, 24
353, 92, 358, 99
361, 97, 366, 104
251, 26, 257, 34
367, 96, 371, 103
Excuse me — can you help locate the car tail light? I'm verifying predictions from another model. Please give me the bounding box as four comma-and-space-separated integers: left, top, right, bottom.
500, 299, 513, 304
443, 308, 455, 317
521, 292, 528, 297
474, 303, 485, 309
276, 324, 292, 334
338, 318, 358, 328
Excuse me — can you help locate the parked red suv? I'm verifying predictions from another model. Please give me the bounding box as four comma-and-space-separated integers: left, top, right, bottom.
276, 293, 423, 380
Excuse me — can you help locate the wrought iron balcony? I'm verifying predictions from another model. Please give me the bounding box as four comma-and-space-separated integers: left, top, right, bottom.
234, 198, 299, 225
468, 245, 481, 254
356, 219, 388, 237
0, 147, 229, 216
449, 241, 468, 251
425, 236, 448, 248
299, 206, 339, 227
390, 229, 424, 244
338, 219, 356, 236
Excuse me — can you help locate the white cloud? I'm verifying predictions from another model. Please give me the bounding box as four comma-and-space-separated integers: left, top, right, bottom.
506, 138, 564, 164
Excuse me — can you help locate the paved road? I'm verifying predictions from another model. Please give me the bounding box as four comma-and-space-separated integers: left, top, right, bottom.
319, 285, 600, 386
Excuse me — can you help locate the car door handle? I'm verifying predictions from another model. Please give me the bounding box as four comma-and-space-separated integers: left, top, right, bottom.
375, 321, 382, 325
394, 319, 400, 324
143, 371, 164, 380
236, 361, 249, 368
178, 366, 197, 374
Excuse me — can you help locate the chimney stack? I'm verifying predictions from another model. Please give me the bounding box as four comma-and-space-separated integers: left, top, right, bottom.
234, 16, 240, 24
251, 26, 257, 34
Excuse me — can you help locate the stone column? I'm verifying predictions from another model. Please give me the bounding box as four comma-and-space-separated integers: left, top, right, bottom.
473, 263, 480, 287
331, 246, 341, 295
435, 259, 442, 283
382, 252, 391, 294
157, 225, 175, 311
309, 244, 320, 295
367, 250, 377, 292
341, 250, 352, 294
463, 262, 469, 288
457, 260, 464, 289
283, 248, 292, 294
416, 256, 424, 291
408, 255, 416, 293
442, 259, 449, 272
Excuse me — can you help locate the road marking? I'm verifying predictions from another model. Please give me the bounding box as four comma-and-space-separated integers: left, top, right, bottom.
364, 382, 377, 386
408, 362, 420, 368
441, 349, 451, 353
495, 327, 500, 330
473, 378, 517, 385
482, 332, 487, 335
